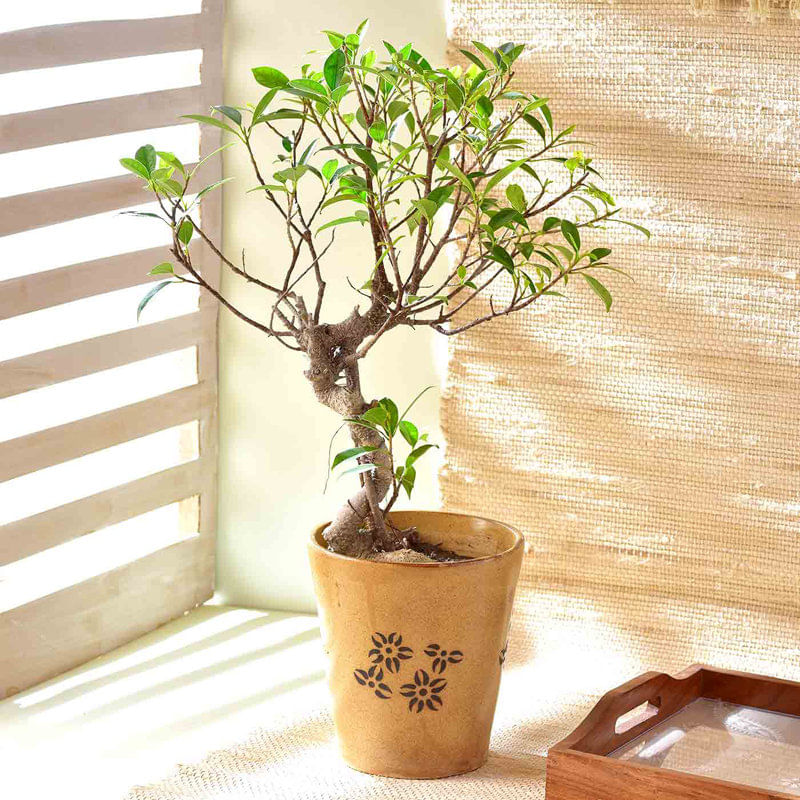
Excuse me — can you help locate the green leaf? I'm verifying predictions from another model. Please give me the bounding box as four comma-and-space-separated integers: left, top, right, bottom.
411, 198, 438, 223
522, 113, 547, 143
506, 183, 526, 213
406, 443, 437, 468
154, 177, 184, 197
378, 397, 399, 434
323, 30, 345, 48
252, 66, 289, 88
255, 109, 307, 123
428, 185, 454, 207
399, 420, 418, 447
331, 445, 378, 470
137, 280, 173, 321
274, 165, 310, 184
213, 105, 242, 125
488, 244, 515, 270
543, 216, 561, 232
471, 41, 499, 68
489, 208, 527, 232
135, 145, 156, 174
323, 49, 346, 90
438, 158, 476, 200
344, 417, 380, 435
588, 247, 612, 262
387, 100, 409, 121
157, 151, 185, 175
316, 215, 366, 233
286, 78, 329, 102
120, 158, 150, 180
561, 219, 581, 251
321, 159, 338, 181
582, 274, 612, 312
178, 218, 193, 245
368, 119, 387, 142
119, 210, 163, 220
362, 405, 388, 429
399, 385, 434, 422
195, 177, 235, 202
356, 18, 370, 37
399, 464, 416, 498
354, 146, 379, 175
609, 219, 652, 239
485, 158, 529, 194
541, 103, 553, 132
247, 183, 288, 193
445, 80, 464, 110
476, 95, 494, 118
182, 114, 235, 132
459, 48, 486, 70
338, 463, 378, 479
148, 262, 174, 276
252, 89, 278, 121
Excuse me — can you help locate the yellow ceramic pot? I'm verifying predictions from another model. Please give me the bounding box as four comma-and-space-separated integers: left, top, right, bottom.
308, 510, 524, 778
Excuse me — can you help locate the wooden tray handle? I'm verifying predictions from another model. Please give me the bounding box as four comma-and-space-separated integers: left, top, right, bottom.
551, 665, 705, 756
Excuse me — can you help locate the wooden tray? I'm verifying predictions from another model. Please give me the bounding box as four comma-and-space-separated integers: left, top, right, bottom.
546, 664, 800, 799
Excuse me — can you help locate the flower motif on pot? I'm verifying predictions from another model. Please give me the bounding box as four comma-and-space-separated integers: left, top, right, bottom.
400, 669, 447, 713
499, 642, 508, 667
423, 643, 464, 674
353, 665, 393, 699
369, 631, 413, 673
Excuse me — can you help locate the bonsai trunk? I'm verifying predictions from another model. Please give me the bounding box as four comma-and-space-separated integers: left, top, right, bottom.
302, 322, 399, 558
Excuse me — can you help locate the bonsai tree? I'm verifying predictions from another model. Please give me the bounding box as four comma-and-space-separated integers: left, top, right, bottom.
121, 21, 648, 561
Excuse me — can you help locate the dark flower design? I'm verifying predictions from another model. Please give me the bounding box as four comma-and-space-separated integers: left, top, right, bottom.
400, 669, 446, 713
354, 665, 392, 699
423, 643, 463, 674
499, 642, 508, 667
369, 632, 413, 673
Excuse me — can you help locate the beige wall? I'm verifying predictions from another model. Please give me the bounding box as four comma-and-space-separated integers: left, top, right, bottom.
215, 0, 448, 612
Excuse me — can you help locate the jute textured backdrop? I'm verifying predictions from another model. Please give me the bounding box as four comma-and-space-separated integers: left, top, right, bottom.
441, 0, 800, 782
125, 2, 799, 797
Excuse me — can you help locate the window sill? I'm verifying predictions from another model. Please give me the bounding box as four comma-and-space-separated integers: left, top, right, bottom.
0, 604, 322, 799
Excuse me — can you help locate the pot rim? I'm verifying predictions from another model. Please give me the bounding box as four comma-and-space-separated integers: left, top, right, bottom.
309, 509, 524, 568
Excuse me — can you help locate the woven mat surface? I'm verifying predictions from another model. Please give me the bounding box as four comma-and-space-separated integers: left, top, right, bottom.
127, 2, 799, 798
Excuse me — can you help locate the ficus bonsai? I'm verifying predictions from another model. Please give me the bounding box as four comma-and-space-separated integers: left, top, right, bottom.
121, 20, 648, 561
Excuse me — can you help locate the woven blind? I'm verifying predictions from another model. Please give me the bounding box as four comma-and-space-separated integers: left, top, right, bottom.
0, 2, 223, 698
439, 0, 800, 783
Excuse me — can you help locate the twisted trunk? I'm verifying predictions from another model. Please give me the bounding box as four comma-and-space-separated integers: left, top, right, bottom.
301, 318, 398, 558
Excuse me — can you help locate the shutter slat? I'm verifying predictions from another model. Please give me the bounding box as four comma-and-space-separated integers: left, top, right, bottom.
0, 536, 213, 699
0, 16, 202, 74
0, 247, 188, 321
0, 460, 205, 565
0, 166, 200, 237
0, 312, 203, 399
0, 86, 201, 155
0, 383, 209, 483
0, 0, 222, 700
194, 0, 225, 537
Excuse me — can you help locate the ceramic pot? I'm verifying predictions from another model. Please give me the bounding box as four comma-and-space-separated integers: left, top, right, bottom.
308, 510, 524, 779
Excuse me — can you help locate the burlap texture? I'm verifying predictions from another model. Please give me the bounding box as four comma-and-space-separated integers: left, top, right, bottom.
125, 2, 799, 797
691, 0, 800, 20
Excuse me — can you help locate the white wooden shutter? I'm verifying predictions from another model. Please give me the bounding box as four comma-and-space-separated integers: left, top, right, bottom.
0, 1, 223, 698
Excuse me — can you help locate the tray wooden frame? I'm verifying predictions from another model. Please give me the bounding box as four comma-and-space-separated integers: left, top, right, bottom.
547, 664, 800, 800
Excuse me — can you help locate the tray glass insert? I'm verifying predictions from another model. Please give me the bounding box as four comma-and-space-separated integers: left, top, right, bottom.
610, 698, 800, 795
